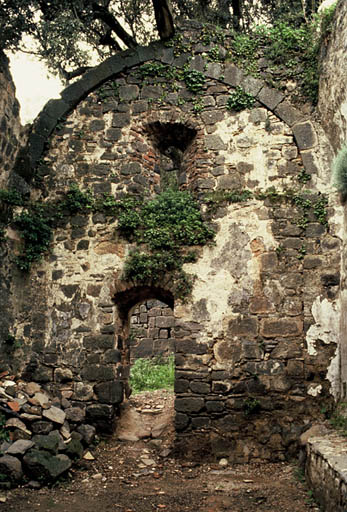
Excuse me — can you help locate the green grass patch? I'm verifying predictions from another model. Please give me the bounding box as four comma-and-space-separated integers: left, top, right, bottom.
130, 355, 174, 394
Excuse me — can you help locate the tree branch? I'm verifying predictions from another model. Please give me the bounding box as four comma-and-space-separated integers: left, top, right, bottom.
91, 2, 137, 48
152, 0, 175, 40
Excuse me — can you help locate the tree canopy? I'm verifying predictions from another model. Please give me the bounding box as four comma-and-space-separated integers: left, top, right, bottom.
0, 0, 325, 80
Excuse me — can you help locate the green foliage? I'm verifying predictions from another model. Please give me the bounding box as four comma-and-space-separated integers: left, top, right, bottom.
183, 69, 206, 94
228, 18, 322, 104
60, 184, 94, 214
332, 145, 347, 198
243, 398, 261, 416
204, 187, 329, 227
120, 189, 213, 300
130, 355, 174, 394
14, 204, 54, 272
0, 188, 25, 206
120, 189, 214, 250
298, 169, 312, 184
227, 87, 255, 111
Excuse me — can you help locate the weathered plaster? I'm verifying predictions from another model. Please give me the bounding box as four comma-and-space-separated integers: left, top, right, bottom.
306, 296, 340, 398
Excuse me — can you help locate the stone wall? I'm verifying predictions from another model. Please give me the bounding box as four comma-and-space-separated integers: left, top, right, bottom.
318, 0, 347, 152
130, 300, 175, 362
0, 51, 24, 373
305, 432, 347, 512
0, 22, 344, 462
0, 51, 23, 187
318, 0, 347, 401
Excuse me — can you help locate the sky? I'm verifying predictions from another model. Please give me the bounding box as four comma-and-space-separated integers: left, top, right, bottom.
8, 51, 63, 125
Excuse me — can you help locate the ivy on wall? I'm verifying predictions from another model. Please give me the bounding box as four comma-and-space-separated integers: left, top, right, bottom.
0, 186, 215, 300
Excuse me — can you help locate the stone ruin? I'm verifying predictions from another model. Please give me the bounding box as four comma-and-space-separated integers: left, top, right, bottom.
0, 13, 347, 505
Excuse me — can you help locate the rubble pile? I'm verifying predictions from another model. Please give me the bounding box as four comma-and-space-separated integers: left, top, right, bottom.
0, 372, 97, 487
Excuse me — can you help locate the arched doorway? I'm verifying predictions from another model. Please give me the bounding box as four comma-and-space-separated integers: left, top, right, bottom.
113, 286, 176, 447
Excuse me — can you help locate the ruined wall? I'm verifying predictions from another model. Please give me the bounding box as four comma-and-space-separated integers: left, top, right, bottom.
319, 0, 347, 400
0, 51, 24, 366
0, 51, 23, 187
1, 23, 343, 461
318, 0, 347, 152
130, 300, 175, 361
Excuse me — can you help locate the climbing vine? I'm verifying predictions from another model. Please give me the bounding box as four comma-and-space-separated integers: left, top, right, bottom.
0, 186, 215, 301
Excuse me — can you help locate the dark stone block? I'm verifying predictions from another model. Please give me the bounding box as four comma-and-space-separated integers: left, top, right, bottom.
119, 85, 139, 101
61, 79, 89, 107
76, 424, 96, 444
86, 403, 113, 419
175, 397, 204, 413
83, 334, 114, 350
52, 270, 63, 280
28, 132, 46, 164
224, 63, 244, 87
300, 150, 318, 175
191, 416, 210, 429
257, 86, 284, 110
103, 349, 121, 364
81, 364, 115, 381
0, 455, 23, 483
293, 122, 317, 150
105, 128, 122, 141
23, 449, 71, 482
32, 431, 60, 454
120, 162, 141, 175
242, 76, 263, 96
76, 239, 89, 250
112, 112, 130, 127
40, 99, 70, 124
94, 381, 123, 404
190, 381, 211, 394
174, 379, 190, 393
175, 412, 189, 431
65, 439, 83, 460
140, 85, 163, 99
33, 112, 58, 138
206, 401, 225, 413
274, 101, 304, 127
61, 284, 78, 298
228, 317, 258, 337
176, 339, 208, 355
90, 119, 105, 131
305, 223, 326, 237
212, 382, 230, 394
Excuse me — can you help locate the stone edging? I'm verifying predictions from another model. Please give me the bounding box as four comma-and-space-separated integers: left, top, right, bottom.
13, 40, 319, 184
305, 432, 347, 512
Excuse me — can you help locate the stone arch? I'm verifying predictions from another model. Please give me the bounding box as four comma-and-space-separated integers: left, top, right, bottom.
11, 29, 320, 189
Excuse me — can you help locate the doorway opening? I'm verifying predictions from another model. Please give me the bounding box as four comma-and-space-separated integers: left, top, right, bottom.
114, 287, 176, 449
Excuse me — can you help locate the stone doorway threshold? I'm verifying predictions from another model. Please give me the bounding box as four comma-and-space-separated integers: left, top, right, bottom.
116, 389, 175, 458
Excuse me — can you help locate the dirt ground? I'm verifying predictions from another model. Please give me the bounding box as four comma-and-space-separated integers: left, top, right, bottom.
2, 390, 320, 512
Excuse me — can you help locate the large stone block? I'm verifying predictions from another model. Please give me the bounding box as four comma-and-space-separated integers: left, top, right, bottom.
81, 364, 115, 381
83, 335, 114, 350
175, 397, 205, 413
0, 454, 23, 482
224, 63, 244, 87
23, 449, 71, 482
155, 316, 175, 328
257, 86, 284, 110
293, 121, 317, 150
228, 317, 258, 338
260, 318, 303, 338
94, 381, 123, 404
